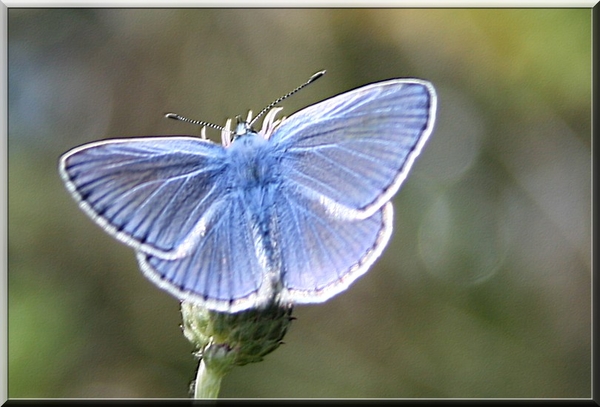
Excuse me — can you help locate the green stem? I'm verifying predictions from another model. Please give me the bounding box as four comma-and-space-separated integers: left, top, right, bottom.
194, 358, 225, 399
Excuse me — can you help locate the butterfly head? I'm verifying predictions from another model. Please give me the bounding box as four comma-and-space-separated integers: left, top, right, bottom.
232, 115, 254, 142
228, 108, 286, 146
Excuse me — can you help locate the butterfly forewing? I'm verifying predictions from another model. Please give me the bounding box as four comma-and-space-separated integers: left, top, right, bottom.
271, 80, 436, 219
60, 137, 229, 259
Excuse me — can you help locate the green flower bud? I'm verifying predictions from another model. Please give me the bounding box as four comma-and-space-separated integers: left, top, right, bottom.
181, 300, 294, 398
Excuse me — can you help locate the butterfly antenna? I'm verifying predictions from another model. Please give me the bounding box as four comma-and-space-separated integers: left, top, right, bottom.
165, 112, 234, 134
249, 70, 326, 127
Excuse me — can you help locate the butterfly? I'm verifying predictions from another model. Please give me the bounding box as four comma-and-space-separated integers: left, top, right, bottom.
59, 71, 437, 313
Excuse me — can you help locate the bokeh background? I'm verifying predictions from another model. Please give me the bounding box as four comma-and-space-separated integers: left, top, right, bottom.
8, 8, 591, 398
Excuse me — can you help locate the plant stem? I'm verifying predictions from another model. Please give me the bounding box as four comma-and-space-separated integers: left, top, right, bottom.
193, 358, 224, 399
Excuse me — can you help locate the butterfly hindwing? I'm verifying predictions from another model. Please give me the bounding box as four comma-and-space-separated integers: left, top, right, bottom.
274, 188, 393, 304
136, 193, 270, 312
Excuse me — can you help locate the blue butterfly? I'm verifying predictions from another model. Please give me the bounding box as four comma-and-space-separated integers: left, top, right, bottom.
59, 72, 437, 313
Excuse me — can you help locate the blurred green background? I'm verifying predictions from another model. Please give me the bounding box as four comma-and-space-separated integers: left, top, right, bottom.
8, 8, 591, 398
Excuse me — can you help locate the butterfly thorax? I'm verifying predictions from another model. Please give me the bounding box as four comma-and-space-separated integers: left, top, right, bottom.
226, 130, 281, 237
227, 130, 279, 191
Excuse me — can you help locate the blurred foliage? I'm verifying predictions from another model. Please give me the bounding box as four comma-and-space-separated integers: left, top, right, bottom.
8, 8, 591, 398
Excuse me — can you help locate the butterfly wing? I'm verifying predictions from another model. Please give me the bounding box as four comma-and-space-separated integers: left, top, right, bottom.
59, 137, 229, 259
274, 188, 393, 304
270, 79, 436, 220
268, 79, 435, 300
137, 193, 269, 312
